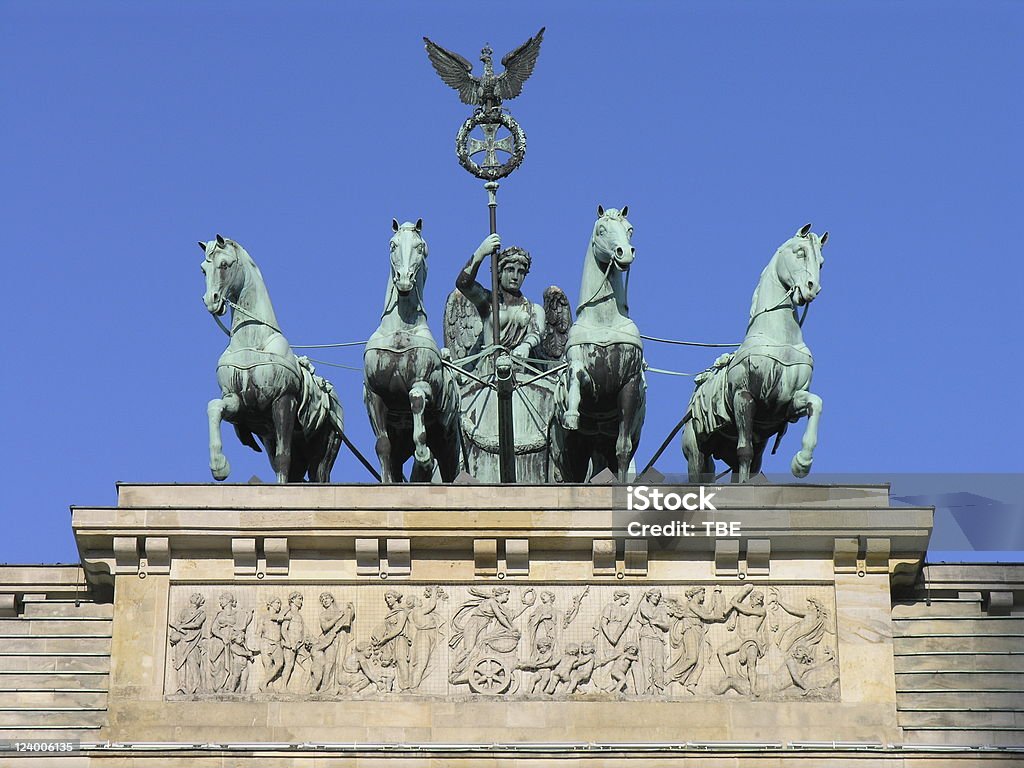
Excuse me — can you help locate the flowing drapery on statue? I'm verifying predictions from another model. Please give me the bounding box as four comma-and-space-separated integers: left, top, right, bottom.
550, 206, 646, 483
200, 235, 345, 483
682, 224, 828, 483
364, 219, 463, 483
443, 235, 571, 482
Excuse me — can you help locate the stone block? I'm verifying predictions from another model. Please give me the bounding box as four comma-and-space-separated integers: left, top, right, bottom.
474, 538, 498, 576
232, 537, 258, 576
386, 538, 411, 577
504, 538, 529, 576
623, 539, 647, 576
714, 538, 739, 576
592, 539, 616, 576
264, 537, 290, 576
356, 538, 381, 576
746, 538, 771, 576
144, 537, 170, 575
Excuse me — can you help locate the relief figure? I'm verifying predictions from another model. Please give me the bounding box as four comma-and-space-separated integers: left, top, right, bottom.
516, 637, 560, 693
636, 588, 671, 694
594, 642, 640, 693
715, 586, 769, 698
258, 597, 286, 691
592, 590, 635, 656
770, 588, 831, 654
665, 586, 725, 692
206, 592, 240, 691
371, 590, 412, 691
168, 593, 206, 695
310, 592, 354, 693
337, 643, 384, 693
280, 592, 306, 691
406, 587, 447, 690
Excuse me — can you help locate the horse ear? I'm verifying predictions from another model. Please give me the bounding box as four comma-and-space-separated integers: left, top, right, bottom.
392, 218, 400, 233
597, 204, 605, 217
620, 205, 629, 218
415, 218, 423, 233
820, 231, 829, 247
198, 240, 207, 252
215, 233, 226, 248
797, 223, 812, 238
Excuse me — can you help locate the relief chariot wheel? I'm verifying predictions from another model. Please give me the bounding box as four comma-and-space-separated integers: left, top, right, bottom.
467, 655, 513, 694
455, 109, 527, 181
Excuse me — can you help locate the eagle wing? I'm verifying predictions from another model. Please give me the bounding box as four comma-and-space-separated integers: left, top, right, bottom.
423, 37, 481, 106
540, 284, 572, 361
496, 27, 545, 101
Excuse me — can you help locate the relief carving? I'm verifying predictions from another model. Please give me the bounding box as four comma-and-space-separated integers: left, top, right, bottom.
166, 583, 839, 701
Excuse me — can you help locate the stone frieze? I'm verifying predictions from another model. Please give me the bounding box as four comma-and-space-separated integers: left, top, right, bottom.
165, 583, 838, 701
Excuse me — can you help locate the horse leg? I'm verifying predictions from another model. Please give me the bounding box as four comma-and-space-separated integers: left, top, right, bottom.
732, 389, 755, 483
364, 386, 395, 483
682, 421, 713, 483
270, 393, 297, 484
615, 375, 643, 483
561, 347, 586, 430
789, 390, 823, 478
207, 393, 240, 481
409, 381, 434, 481
312, 432, 342, 483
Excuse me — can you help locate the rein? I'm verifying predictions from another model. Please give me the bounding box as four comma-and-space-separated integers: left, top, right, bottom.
745, 286, 810, 332
576, 248, 619, 314
209, 297, 284, 338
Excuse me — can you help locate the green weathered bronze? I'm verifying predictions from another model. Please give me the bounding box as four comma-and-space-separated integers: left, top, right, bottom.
363, 220, 463, 483
443, 235, 571, 483
550, 206, 646, 483
683, 224, 828, 483
200, 236, 345, 483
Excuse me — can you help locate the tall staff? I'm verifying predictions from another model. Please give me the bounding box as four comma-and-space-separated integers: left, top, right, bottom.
424, 28, 545, 483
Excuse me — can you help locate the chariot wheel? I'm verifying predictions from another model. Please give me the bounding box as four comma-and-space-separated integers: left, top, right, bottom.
467, 656, 512, 694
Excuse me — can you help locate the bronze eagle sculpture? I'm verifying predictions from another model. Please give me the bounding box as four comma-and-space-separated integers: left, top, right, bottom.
423, 27, 545, 113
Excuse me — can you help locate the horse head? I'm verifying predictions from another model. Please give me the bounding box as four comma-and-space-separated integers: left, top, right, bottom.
774, 223, 829, 306
199, 234, 248, 316
592, 205, 635, 271
389, 218, 427, 297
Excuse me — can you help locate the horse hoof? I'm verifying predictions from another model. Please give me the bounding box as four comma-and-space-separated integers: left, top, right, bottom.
210, 455, 231, 481
791, 451, 812, 478
562, 411, 580, 430
414, 445, 432, 465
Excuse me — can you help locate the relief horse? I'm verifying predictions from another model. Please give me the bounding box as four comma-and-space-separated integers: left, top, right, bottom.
364, 219, 462, 482
201, 235, 345, 483
551, 206, 646, 482
683, 224, 828, 483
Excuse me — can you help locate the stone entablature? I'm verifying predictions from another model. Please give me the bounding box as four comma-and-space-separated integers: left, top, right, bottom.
64, 483, 929, 747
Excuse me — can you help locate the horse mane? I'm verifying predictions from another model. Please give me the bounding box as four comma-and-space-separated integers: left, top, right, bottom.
748, 241, 789, 320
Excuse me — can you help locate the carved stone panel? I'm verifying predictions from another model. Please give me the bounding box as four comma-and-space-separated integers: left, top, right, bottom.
165, 583, 839, 701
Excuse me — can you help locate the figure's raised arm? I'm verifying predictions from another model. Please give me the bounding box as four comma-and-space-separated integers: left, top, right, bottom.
457, 234, 502, 310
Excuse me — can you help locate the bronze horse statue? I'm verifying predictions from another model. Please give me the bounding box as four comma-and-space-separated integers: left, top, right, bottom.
201, 235, 345, 483
683, 224, 828, 483
364, 219, 462, 482
551, 206, 646, 482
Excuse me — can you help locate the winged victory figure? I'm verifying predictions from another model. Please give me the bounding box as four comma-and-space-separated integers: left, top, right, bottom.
423, 27, 545, 113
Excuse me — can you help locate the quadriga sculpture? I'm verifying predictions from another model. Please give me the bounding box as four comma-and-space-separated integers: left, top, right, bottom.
200, 235, 345, 483
551, 206, 646, 482
683, 224, 828, 483
363, 219, 462, 482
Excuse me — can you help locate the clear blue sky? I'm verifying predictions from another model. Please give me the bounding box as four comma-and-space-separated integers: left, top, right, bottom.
2, 2, 1021, 564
